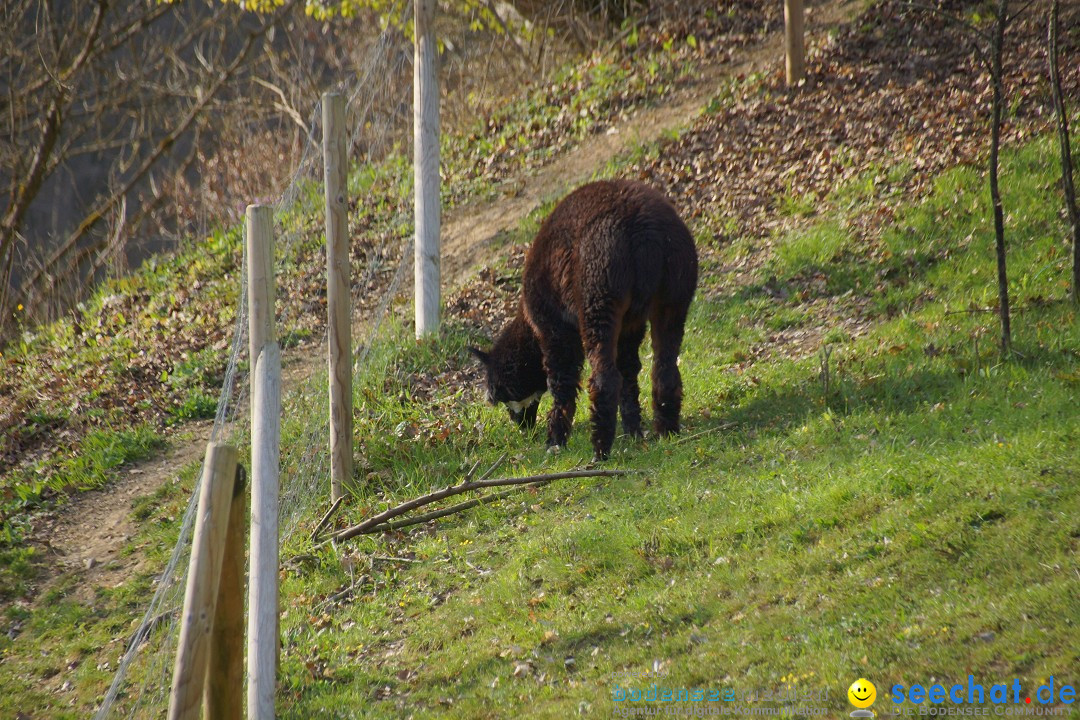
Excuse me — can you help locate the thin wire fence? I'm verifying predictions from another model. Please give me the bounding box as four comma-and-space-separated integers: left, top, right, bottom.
94, 1, 416, 715
90, 0, 583, 709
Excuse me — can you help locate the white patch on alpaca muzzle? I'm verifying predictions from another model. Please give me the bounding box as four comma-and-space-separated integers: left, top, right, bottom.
504, 393, 541, 412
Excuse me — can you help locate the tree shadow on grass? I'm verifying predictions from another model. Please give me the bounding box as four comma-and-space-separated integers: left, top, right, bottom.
692, 336, 1078, 444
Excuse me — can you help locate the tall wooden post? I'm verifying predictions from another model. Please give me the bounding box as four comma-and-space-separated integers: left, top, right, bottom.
784, 0, 805, 86
205, 465, 247, 720
413, 0, 440, 337
322, 92, 352, 502
246, 205, 280, 720
168, 443, 240, 720
247, 205, 275, 376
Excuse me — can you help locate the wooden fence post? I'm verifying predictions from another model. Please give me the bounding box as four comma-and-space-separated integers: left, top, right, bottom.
246, 204, 280, 720
247, 205, 275, 368
413, 0, 440, 337
168, 443, 240, 720
322, 92, 352, 503
784, 0, 805, 86
204, 465, 247, 720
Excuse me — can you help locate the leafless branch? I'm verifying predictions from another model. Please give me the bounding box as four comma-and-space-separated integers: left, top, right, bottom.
254, 76, 310, 135
8, 0, 299, 320
331, 467, 633, 544
310, 496, 346, 542
899, 1, 991, 68
359, 485, 526, 534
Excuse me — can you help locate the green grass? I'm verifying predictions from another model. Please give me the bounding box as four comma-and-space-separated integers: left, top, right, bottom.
2, 23, 1079, 719
0, 454, 202, 716
264, 134, 1080, 717
2, 129, 1077, 720
770, 219, 852, 279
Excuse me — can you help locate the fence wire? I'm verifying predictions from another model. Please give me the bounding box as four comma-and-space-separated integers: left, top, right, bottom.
93, 2, 417, 715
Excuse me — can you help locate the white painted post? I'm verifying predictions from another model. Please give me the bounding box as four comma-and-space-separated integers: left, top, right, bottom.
784, 0, 805, 86
322, 92, 352, 503
413, 0, 440, 337
246, 205, 279, 720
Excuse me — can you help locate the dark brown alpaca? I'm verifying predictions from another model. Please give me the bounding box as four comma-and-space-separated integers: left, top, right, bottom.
470, 179, 698, 460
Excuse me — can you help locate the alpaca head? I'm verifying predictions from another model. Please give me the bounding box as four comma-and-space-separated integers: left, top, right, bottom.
469, 313, 546, 429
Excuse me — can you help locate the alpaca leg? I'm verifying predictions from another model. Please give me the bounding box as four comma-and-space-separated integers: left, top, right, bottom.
616, 322, 646, 438
538, 328, 583, 448
650, 301, 689, 436
586, 346, 621, 460
582, 300, 625, 460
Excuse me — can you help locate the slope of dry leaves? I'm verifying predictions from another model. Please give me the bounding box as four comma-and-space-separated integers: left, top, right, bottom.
448, 0, 1080, 340
635, 0, 1079, 240
443, 0, 782, 201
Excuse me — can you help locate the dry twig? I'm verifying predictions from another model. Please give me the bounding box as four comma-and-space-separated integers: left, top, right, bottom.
330, 466, 632, 543
310, 495, 346, 542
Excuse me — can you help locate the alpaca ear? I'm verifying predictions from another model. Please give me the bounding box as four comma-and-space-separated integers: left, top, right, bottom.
468, 346, 491, 365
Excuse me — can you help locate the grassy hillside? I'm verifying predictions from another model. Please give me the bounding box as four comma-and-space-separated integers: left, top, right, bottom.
258, 132, 1079, 718
1, 0, 1078, 716
0, 6, 710, 582
6, 131, 1075, 716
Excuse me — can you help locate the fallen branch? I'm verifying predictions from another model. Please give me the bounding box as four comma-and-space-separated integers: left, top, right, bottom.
283, 553, 318, 568
330, 467, 632, 543
128, 607, 178, 647
473, 453, 508, 484
310, 495, 345, 542
312, 458, 502, 543
325, 576, 369, 606
359, 486, 525, 535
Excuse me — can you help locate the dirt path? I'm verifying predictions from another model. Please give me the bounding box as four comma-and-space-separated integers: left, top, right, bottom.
41, 0, 859, 604
442, 0, 861, 285
38, 422, 212, 603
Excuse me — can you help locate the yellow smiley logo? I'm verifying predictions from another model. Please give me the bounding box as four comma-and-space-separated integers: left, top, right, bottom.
848, 678, 877, 709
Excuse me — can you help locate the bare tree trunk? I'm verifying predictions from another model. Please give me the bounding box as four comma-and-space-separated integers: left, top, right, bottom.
0, 98, 64, 319
0, 0, 110, 323
9, 0, 295, 322
989, 0, 1011, 357
1048, 0, 1080, 305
